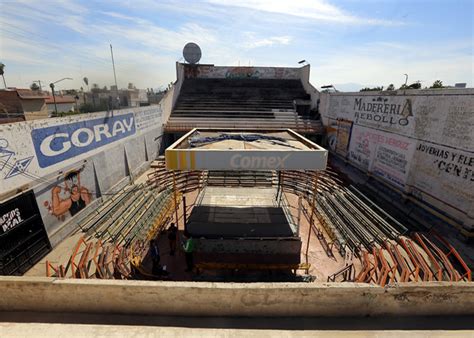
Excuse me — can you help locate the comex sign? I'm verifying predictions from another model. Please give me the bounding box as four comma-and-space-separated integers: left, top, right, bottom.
229, 154, 291, 169
32, 114, 136, 168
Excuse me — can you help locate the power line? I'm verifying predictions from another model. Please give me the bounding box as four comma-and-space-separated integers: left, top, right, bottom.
0, 22, 112, 68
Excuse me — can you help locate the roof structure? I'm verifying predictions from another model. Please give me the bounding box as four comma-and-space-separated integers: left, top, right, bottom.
165, 128, 328, 171
0, 89, 47, 116
44, 95, 76, 104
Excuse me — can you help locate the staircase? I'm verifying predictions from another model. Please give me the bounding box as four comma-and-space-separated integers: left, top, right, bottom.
165, 78, 323, 134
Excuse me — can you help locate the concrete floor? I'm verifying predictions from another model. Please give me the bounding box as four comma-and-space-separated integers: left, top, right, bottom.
24, 233, 84, 277
199, 186, 278, 207
190, 186, 294, 237
25, 183, 346, 281
1, 313, 473, 337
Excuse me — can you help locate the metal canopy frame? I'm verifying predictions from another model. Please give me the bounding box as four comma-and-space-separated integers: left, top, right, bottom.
165, 129, 327, 266
165, 128, 328, 171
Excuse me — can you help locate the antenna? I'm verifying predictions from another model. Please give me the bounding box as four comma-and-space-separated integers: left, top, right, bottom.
183, 42, 202, 64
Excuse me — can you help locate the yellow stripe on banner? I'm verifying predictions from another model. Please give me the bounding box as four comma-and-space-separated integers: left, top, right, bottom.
166, 150, 178, 169
190, 152, 196, 170
179, 151, 187, 170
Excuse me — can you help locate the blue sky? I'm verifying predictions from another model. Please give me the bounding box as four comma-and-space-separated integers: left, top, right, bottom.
1, 0, 472, 91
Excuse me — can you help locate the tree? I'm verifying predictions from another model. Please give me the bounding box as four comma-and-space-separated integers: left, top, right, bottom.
128, 82, 135, 89
360, 86, 383, 92
400, 82, 421, 90
430, 80, 443, 88
30, 82, 40, 91
386, 84, 395, 91
408, 82, 421, 89
0, 62, 6, 88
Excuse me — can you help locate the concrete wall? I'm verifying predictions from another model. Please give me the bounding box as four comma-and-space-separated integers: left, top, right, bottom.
46, 102, 75, 114
21, 99, 49, 120
300, 64, 320, 109
0, 106, 164, 246
182, 64, 301, 80
320, 89, 474, 232
196, 238, 302, 255
0, 277, 473, 317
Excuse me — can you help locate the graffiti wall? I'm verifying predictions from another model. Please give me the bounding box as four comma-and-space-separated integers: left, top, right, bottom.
0, 106, 162, 198
34, 162, 95, 236
183, 64, 301, 80
408, 142, 473, 220
1, 105, 163, 242
320, 89, 474, 229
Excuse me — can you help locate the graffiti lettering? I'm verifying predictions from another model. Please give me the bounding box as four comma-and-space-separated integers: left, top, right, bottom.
0, 208, 23, 233
354, 98, 402, 115
417, 143, 474, 181
416, 143, 449, 159
225, 67, 260, 79
354, 98, 411, 127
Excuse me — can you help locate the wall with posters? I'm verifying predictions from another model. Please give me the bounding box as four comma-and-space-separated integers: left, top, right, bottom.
0, 105, 163, 246
320, 89, 474, 231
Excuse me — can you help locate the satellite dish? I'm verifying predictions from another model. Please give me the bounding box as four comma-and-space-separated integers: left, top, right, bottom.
183, 42, 202, 64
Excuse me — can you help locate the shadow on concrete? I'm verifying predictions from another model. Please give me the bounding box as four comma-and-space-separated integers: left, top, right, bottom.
1, 312, 473, 330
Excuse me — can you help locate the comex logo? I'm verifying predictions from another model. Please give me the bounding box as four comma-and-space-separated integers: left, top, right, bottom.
230, 154, 290, 169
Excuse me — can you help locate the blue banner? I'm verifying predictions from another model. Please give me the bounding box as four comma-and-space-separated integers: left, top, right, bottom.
31, 113, 136, 168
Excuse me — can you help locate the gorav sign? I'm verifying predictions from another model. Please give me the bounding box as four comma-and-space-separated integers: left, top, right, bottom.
31, 114, 136, 167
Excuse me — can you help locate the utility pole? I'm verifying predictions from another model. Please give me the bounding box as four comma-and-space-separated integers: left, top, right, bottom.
0, 63, 7, 88
50, 83, 58, 115
110, 44, 119, 112
49, 77, 73, 115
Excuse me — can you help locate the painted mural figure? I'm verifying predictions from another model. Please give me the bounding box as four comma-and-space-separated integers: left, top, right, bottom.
51, 170, 91, 217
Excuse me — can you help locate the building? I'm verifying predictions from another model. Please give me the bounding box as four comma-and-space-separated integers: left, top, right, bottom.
0, 88, 48, 121
45, 94, 76, 115
162, 63, 322, 138
81, 87, 149, 111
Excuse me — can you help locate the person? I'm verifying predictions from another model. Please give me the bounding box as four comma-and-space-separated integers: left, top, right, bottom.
182, 234, 195, 272
167, 223, 177, 256
149, 239, 161, 275
51, 170, 91, 217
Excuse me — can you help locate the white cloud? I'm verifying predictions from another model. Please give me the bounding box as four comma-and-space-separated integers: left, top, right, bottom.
242, 33, 292, 49
311, 40, 473, 90
1, 1, 470, 91
207, 0, 404, 25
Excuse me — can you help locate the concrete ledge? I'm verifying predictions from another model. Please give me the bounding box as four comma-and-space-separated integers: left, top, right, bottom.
0, 277, 473, 317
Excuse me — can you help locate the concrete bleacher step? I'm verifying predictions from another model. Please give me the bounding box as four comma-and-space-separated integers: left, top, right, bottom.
168, 76, 322, 133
